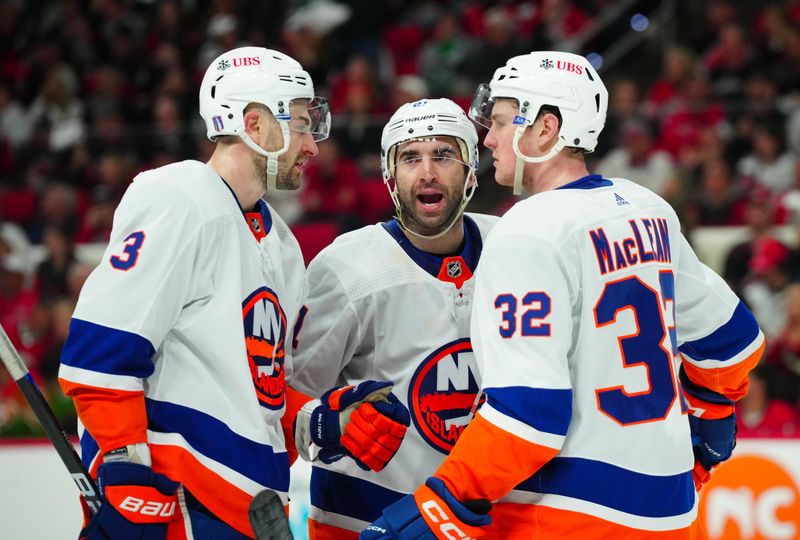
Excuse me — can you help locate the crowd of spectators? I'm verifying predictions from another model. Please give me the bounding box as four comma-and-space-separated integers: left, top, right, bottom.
0, 0, 799, 438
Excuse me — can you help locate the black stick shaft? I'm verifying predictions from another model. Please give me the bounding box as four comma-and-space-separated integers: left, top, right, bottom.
0, 324, 101, 514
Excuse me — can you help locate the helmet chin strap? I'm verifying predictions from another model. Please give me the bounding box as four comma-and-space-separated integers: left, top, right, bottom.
511, 124, 565, 195
238, 121, 292, 191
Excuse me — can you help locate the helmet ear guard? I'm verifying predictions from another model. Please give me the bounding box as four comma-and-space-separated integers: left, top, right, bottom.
198, 47, 330, 190
380, 98, 480, 240
469, 51, 608, 195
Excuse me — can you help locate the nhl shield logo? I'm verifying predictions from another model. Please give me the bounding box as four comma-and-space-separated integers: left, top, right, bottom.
249, 216, 262, 232
242, 287, 287, 410
408, 338, 484, 454
446, 259, 462, 279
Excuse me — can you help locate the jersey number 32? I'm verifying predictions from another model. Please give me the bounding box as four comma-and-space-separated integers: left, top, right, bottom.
495, 271, 682, 426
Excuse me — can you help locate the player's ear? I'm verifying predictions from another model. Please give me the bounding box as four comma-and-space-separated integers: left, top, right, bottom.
242, 108, 263, 138
538, 113, 560, 147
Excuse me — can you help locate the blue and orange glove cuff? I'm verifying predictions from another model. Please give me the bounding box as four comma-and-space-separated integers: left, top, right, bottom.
413, 477, 491, 539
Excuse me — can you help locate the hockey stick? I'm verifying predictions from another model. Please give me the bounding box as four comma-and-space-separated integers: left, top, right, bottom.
0, 323, 101, 514
248, 489, 293, 540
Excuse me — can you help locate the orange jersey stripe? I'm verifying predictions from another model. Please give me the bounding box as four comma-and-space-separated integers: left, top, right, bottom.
166, 504, 189, 540
483, 502, 538, 539
681, 339, 764, 402
151, 444, 255, 537
517, 505, 697, 540
435, 412, 559, 502
682, 392, 734, 419
59, 379, 147, 454
283, 386, 313, 466
308, 518, 359, 540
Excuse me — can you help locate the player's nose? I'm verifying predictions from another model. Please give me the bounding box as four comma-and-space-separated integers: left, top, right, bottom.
303, 133, 319, 157
484, 128, 497, 150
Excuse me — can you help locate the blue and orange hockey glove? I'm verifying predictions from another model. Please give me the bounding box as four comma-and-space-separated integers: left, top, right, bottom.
295, 380, 410, 471
82, 460, 179, 540
360, 477, 492, 539
689, 413, 737, 491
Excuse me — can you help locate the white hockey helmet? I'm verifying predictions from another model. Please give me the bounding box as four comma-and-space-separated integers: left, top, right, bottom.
380, 98, 479, 240
469, 51, 608, 194
199, 47, 330, 190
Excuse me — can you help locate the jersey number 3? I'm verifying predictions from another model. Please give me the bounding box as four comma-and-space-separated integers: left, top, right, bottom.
594, 271, 679, 425
110, 231, 145, 271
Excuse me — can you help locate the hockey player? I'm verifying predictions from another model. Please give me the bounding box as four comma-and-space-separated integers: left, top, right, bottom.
57, 47, 408, 540
362, 51, 764, 539
290, 98, 509, 539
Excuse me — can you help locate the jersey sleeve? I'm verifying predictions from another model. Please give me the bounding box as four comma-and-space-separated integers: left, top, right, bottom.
289, 253, 366, 396
436, 232, 574, 502
673, 233, 765, 419
58, 179, 203, 454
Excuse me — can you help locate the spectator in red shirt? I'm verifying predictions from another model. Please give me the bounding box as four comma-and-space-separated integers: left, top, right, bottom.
737, 367, 799, 438
300, 137, 362, 230
764, 283, 800, 406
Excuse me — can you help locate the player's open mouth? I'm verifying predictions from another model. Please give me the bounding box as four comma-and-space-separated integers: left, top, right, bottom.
417, 193, 444, 211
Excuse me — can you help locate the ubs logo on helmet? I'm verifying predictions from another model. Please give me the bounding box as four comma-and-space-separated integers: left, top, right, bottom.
408, 339, 484, 454
243, 287, 287, 410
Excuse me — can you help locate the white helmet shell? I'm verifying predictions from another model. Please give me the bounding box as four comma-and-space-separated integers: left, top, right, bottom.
380, 98, 479, 240
381, 98, 478, 181
474, 51, 608, 152
200, 47, 313, 139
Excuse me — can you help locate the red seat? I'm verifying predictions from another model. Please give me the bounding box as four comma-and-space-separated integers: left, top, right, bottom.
358, 179, 395, 224
0, 188, 37, 225
291, 221, 340, 265
383, 25, 426, 75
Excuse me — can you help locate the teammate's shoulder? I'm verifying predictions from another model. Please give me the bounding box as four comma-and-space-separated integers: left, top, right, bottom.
464, 212, 500, 237
128, 160, 229, 213
311, 223, 387, 265
307, 223, 414, 297
132, 160, 215, 190
264, 201, 302, 252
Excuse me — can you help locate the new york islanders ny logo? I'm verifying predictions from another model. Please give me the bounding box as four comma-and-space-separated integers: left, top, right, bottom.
408, 339, 484, 454
242, 287, 287, 410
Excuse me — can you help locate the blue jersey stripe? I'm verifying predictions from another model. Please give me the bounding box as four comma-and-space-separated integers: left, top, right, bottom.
80, 430, 100, 470
145, 398, 290, 492
61, 318, 156, 378
484, 386, 572, 436
555, 174, 613, 191
381, 215, 483, 279
516, 456, 694, 518
678, 301, 759, 362
679, 366, 734, 406
310, 467, 405, 523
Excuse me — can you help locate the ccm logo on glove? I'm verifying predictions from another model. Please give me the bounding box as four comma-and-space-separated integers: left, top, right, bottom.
421, 499, 470, 539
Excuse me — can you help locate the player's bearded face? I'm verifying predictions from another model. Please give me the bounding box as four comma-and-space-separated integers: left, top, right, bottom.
256, 104, 318, 191
394, 137, 469, 236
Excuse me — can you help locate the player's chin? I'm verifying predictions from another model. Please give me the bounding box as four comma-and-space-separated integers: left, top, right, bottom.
277, 172, 303, 190
494, 170, 514, 186
407, 212, 449, 235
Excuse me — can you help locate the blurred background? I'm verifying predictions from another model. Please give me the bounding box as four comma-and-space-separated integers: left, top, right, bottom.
0, 0, 799, 538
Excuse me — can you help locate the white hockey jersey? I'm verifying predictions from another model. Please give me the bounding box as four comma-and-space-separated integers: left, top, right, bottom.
290, 214, 497, 536
58, 160, 307, 536
435, 175, 765, 538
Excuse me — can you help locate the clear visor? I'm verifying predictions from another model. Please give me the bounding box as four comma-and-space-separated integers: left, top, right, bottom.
468, 83, 494, 129
288, 97, 331, 141
395, 141, 468, 171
